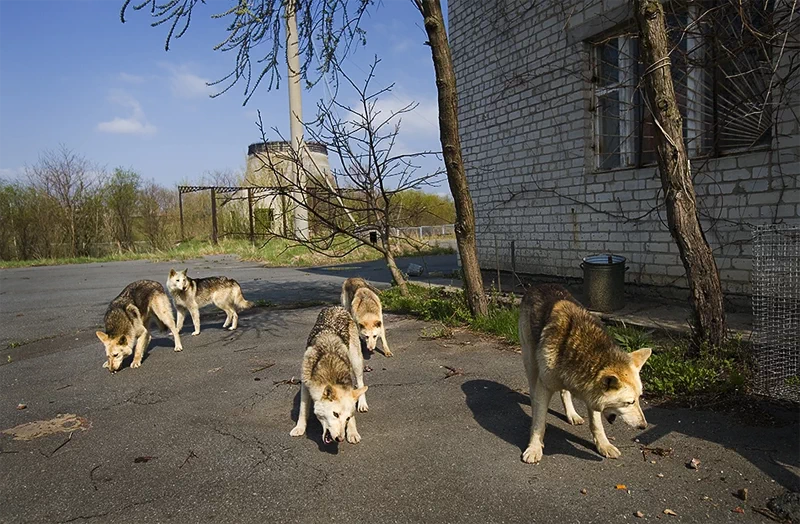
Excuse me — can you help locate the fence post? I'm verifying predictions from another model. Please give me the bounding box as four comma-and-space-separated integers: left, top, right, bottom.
210, 188, 218, 245
178, 189, 185, 242
247, 188, 255, 245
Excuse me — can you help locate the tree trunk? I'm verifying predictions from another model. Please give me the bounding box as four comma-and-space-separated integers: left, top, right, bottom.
418, 0, 487, 317
384, 249, 409, 297
634, 0, 727, 348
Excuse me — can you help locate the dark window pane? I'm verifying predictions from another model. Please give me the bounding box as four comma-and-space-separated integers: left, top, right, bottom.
598, 92, 621, 169
598, 39, 620, 86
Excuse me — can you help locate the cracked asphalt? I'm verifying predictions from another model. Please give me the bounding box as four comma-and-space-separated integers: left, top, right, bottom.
1, 256, 798, 523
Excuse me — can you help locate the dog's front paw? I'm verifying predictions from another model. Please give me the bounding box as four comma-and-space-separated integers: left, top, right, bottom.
289, 425, 306, 437
191, 331, 200, 336
347, 429, 361, 444
228, 326, 235, 331
522, 444, 544, 464
174, 345, 183, 352
566, 413, 585, 425
357, 398, 369, 412
597, 442, 621, 459
130, 360, 141, 369
383, 349, 394, 357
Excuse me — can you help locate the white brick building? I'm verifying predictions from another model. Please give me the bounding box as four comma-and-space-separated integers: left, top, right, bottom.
448, 0, 799, 296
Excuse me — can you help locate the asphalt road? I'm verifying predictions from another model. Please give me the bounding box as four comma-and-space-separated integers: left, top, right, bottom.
0, 257, 797, 523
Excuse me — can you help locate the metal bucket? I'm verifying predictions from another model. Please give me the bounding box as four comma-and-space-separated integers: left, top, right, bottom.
581, 254, 627, 312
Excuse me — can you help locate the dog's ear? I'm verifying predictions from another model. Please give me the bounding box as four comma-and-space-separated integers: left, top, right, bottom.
182, 268, 188, 275
96, 331, 109, 344
630, 348, 652, 370
169, 268, 175, 277
351, 386, 368, 400
602, 374, 620, 390
322, 385, 336, 400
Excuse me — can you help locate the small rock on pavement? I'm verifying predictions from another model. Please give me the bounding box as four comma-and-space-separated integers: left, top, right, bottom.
580, 488, 587, 495
635, 510, 645, 518
16, 403, 26, 410
736, 488, 748, 502
663, 509, 677, 516
767, 491, 800, 522
687, 458, 701, 469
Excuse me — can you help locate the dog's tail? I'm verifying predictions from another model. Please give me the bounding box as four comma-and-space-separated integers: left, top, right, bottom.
234, 286, 254, 310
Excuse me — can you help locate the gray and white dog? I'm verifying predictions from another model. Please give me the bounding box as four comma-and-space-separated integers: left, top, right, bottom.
96, 280, 183, 372
166, 269, 252, 335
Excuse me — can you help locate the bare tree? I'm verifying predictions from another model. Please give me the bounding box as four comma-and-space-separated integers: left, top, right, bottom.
121, 0, 488, 317
255, 58, 445, 295
26, 146, 102, 257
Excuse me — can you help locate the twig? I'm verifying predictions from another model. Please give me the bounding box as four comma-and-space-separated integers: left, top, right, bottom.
49, 432, 73, 457
250, 362, 276, 373
179, 450, 198, 469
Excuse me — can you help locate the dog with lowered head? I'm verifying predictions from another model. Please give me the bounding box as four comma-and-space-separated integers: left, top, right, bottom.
166, 269, 252, 335
340, 277, 392, 357
518, 284, 651, 464
290, 306, 368, 445
96, 280, 183, 372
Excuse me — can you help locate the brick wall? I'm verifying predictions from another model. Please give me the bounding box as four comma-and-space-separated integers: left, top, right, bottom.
448, 0, 800, 296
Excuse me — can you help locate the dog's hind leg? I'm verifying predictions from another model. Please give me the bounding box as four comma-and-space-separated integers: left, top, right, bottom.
290, 384, 311, 437
560, 390, 584, 425
228, 309, 239, 330
153, 295, 183, 351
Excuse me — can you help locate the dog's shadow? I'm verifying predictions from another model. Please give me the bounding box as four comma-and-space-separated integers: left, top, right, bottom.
360, 339, 391, 360
462, 379, 600, 462
290, 390, 340, 455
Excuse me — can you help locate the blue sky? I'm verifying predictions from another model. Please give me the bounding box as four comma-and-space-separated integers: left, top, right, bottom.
0, 0, 444, 189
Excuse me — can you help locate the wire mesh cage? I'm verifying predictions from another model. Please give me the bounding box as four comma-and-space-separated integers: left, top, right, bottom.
752, 224, 800, 401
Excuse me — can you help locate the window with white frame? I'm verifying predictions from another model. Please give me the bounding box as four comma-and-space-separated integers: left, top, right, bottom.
591, 2, 773, 171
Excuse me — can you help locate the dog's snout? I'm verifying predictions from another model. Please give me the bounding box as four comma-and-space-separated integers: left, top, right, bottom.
637, 421, 647, 430
335, 435, 344, 442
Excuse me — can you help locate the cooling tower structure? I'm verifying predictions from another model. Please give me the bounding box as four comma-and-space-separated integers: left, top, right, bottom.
244, 141, 333, 234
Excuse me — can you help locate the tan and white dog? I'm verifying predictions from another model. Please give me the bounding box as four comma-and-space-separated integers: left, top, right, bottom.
96, 280, 183, 372
518, 284, 651, 463
290, 306, 368, 445
340, 277, 392, 357
166, 269, 252, 335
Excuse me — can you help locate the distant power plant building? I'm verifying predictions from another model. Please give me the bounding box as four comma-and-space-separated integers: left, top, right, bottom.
244, 141, 333, 234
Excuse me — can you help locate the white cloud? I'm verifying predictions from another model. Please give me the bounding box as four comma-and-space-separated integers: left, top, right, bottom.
97, 93, 156, 135
372, 95, 439, 139
0, 167, 24, 180
161, 63, 214, 99
118, 72, 145, 84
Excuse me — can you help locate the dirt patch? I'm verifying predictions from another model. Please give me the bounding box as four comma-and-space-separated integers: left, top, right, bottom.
2, 413, 90, 441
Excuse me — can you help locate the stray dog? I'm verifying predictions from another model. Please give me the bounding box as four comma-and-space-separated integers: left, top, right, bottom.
290, 306, 369, 445
340, 277, 392, 357
166, 269, 252, 335
96, 280, 183, 372
518, 284, 651, 463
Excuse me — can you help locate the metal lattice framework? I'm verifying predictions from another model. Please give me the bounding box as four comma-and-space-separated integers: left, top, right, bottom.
177, 185, 282, 244
752, 224, 800, 401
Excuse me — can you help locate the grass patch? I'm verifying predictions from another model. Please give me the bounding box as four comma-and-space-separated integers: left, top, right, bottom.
0, 237, 454, 269
607, 325, 751, 402
381, 283, 519, 345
